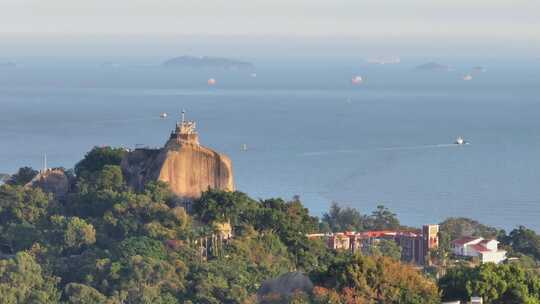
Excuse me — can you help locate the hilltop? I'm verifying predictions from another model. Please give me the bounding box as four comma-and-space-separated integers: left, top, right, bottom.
121, 112, 234, 201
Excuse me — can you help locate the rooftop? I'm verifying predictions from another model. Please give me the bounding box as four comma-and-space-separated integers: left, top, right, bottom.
470, 244, 491, 253
452, 236, 482, 246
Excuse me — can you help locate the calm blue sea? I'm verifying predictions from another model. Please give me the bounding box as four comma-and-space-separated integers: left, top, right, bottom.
1, 58, 539, 232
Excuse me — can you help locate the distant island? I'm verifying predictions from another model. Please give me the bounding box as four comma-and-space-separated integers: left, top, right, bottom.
0, 61, 17, 68
415, 62, 451, 71
100, 62, 121, 68
366, 56, 401, 65
162, 55, 254, 70
472, 66, 487, 73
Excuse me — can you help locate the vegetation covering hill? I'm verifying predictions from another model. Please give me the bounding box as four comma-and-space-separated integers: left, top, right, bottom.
1, 146, 540, 303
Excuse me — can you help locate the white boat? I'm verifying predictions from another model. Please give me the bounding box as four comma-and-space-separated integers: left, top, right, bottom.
241, 144, 248, 151
454, 136, 468, 145
351, 75, 363, 85
160, 112, 168, 119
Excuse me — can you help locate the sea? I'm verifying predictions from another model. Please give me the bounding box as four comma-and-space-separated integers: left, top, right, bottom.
1, 57, 539, 232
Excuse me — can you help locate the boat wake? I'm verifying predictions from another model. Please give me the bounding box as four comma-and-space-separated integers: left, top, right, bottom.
301, 143, 467, 157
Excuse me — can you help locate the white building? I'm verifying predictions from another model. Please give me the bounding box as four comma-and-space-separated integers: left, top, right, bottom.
470, 297, 483, 304
452, 236, 506, 264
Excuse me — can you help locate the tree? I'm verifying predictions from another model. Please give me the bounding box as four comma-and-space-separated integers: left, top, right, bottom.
0, 185, 53, 253
321, 203, 402, 233
45, 215, 97, 253
0, 252, 61, 304
95, 165, 124, 192
255, 198, 320, 270
366, 205, 400, 230
7, 167, 38, 186
64, 217, 97, 250
75, 147, 126, 178
64, 283, 107, 304
322, 202, 366, 232
98, 191, 191, 241
0, 184, 52, 225
193, 189, 259, 226
117, 255, 185, 304
311, 253, 440, 304
144, 181, 174, 204
439, 263, 540, 303
502, 226, 540, 261
117, 236, 167, 260
186, 230, 294, 304
365, 239, 402, 261
440, 217, 502, 241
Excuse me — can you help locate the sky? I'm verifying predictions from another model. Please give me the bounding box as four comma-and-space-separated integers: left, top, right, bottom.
1, 0, 539, 57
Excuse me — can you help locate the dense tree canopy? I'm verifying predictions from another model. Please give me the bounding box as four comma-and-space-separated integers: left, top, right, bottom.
0, 252, 60, 304
365, 239, 402, 261
439, 217, 503, 242
3, 147, 539, 304
439, 263, 540, 303
322, 202, 366, 232
75, 146, 126, 178
310, 253, 440, 304
6, 166, 38, 186
321, 202, 401, 233
502, 226, 540, 262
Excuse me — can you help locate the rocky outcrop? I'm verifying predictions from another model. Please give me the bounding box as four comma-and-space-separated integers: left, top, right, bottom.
26, 169, 69, 198
157, 140, 234, 200
122, 114, 234, 201
258, 272, 314, 299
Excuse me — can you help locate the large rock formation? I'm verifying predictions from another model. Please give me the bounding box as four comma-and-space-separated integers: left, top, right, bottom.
26, 168, 69, 198
122, 112, 234, 201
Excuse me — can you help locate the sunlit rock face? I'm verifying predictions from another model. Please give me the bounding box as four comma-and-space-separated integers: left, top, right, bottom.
26, 169, 69, 198
122, 112, 234, 201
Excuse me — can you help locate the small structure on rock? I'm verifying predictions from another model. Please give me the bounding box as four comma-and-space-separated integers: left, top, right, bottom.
122, 110, 234, 201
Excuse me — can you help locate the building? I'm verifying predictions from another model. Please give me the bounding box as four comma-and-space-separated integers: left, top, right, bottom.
326, 232, 354, 251
441, 297, 483, 304
470, 297, 483, 304
452, 237, 507, 264
394, 231, 423, 264
421, 224, 439, 265
317, 224, 439, 266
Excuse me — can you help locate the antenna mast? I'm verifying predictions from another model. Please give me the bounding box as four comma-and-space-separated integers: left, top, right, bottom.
43, 153, 48, 172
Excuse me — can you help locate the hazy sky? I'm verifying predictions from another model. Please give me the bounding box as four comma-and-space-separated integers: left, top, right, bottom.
2, 0, 539, 38
1, 0, 539, 57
